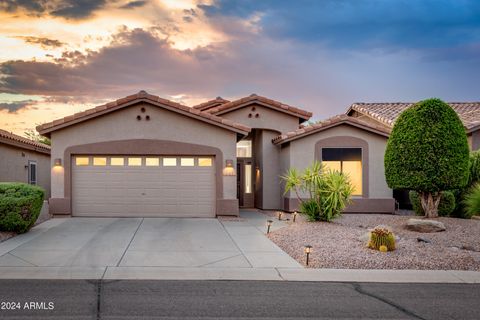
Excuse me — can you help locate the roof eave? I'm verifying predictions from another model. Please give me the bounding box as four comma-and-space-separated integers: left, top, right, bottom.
213, 100, 312, 121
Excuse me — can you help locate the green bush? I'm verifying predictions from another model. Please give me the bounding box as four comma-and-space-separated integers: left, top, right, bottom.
0, 183, 44, 233
318, 170, 354, 221
384, 98, 469, 217
451, 150, 480, 218
299, 199, 321, 222
409, 190, 455, 217
462, 183, 480, 219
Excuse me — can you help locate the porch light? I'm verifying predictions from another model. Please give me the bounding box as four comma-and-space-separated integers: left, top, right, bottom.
266, 220, 273, 234
292, 211, 298, 222
304, 245, 312, 266
223, 159, 236, 176
277, 211, 283, 221
54, 158, 62, 167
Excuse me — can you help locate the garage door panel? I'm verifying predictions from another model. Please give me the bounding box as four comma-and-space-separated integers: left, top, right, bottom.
72, 155, 215, 217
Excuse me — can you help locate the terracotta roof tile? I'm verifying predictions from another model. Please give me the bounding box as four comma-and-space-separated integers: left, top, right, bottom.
349, 102, 480, 130
272, 114, 391, 145
205, 94, 312, 121
0, 129, 50, 153
192, 97, 230, 111
36, 91, 250, 136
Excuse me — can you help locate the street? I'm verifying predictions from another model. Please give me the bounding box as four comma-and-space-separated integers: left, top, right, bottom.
0, 280, 478, 319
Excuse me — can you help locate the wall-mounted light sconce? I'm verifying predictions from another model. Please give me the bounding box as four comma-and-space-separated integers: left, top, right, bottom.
256, 166, 260, 177
54, 158, 62, 167
223, 159, 236, 176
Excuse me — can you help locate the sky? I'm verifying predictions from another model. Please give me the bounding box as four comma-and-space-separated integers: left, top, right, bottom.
0, 0, 479, 135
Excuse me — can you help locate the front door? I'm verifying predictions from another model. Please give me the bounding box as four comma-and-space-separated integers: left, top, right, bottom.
237, 159, 254, 208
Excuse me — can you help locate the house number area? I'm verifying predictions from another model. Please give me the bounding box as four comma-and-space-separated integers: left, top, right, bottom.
1, 301, 54, 310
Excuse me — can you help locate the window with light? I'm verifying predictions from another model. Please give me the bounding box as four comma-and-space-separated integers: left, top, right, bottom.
322, 148, 362, 196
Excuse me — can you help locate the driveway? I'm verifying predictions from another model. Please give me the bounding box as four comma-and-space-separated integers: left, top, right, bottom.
0, 211, 301, 270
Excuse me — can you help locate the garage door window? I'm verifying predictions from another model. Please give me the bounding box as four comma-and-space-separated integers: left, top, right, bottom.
110, 157, 124, 166
163, 158, 177, 166
93, 157, 107, 166
198, 158, 212, 167
128, 157, 142, 166
145, 158, 160, 166
181, 158, 194, 166
75, 157, 90, 166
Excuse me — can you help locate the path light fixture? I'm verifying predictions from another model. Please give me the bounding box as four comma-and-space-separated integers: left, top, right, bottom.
266, 220, 273, 234
304, 245, 312, 266
277, 211, 283, 221
292, 211, 298, 222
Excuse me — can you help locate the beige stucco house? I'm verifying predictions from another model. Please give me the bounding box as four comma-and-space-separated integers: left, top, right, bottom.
36, 91, 480, 217
0, 129, 51, 198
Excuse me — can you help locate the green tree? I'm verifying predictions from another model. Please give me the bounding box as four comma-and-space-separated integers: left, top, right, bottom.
24, 129, 50, 146
384, 98, 469, 218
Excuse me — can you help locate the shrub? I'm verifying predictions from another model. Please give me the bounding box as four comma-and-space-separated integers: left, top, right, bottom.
451, 150, 480, 218
409, 190, 455, 217
384, 98, 469, 218
0, 183, 44, 233
318, 170, 354, 221
462, 183, 480, 219
299, 199, 321, 222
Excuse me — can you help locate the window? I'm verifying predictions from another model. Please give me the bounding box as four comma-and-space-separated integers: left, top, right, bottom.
110, 157, 125, 166
236, 140, 252, 157
145, 158, 160, 166
75, 157, 89, 166
28, 161, 37, 185
244, 164, 252, 193
322, 148, 362, 196
198, 158, 213, 167
93, 157, 107, 166
181, 158, 194, 166
128, 157, 142, 166
163, 158, 177, 166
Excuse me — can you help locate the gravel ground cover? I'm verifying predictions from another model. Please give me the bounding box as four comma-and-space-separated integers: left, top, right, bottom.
267, 212, 480, 270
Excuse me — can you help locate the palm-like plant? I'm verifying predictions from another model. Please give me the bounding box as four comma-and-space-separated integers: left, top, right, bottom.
318, 170, 354, 221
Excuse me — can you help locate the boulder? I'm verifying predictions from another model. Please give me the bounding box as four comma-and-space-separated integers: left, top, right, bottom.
406, 219, 446, 233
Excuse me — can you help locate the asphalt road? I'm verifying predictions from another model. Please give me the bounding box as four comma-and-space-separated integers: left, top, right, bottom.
0, 280, 479, 319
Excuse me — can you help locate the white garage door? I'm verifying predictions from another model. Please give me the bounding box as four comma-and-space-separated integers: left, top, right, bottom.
72, 156, 215, 217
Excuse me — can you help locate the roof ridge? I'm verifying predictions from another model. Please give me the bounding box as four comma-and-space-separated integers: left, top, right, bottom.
192, 97, 230, 110
0, 128, 51, 151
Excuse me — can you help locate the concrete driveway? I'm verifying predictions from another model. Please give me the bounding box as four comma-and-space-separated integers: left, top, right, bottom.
0, 211, 300, 271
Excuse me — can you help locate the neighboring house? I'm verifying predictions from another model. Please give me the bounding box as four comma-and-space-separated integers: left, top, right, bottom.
0, 129, 51, 198
36, 91, 480, 217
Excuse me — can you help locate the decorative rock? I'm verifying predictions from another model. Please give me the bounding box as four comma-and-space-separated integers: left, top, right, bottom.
358, 232, 370, 243
417, 237, 431, 243
405, 219, 446, 233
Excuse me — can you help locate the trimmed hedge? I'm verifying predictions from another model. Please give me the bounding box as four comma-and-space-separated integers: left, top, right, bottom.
0, 183, 44, 233
409, 190, 455, 217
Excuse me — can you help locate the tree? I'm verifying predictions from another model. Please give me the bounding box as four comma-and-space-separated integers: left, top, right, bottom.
24, 129, 51, 146
384, 98, 469, 218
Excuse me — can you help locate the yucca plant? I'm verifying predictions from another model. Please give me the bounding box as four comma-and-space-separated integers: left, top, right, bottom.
318, 170, 354, 221
462, 183, 480, 218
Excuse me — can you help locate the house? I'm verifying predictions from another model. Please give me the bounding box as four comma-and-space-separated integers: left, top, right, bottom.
0, 129, 51, 198
36, 91, 480, 217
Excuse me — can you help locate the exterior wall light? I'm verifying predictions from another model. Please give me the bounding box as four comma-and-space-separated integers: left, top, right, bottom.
292, 211, 298, 222
304, 245, 312, 266
266, 220, 273, 234
54, 158, 62, 167
223, 159, 236, 176
277, 211, 283, 221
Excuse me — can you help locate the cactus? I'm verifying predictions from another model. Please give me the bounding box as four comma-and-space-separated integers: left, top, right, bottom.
368, 225, 396, 251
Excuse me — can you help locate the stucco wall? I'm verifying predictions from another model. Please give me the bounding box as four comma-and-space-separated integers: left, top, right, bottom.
49, 102, 239, 214
218, 103, 300, 134
0, 143, 50, 198
256, 130, 282, 210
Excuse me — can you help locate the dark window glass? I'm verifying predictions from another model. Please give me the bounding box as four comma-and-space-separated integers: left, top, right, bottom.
29, 161, 37, 185
322, 148, 362, 161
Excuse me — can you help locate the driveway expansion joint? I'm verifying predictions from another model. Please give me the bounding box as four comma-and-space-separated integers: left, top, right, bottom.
116, 218, 144, 267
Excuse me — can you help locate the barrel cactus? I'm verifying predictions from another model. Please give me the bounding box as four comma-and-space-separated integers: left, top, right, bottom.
368, 225, 396, 251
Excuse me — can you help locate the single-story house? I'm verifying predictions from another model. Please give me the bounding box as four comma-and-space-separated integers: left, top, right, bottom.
36, 91, 480, 217
0, 129, 51, 198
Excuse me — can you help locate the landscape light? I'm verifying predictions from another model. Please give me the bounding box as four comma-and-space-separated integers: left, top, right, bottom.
292, 211, 298, 222
266, 220, 273, 234
304, 245, 312, 266
277, 211, 283, 221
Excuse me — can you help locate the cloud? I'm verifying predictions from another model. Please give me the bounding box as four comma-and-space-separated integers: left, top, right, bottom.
120, 1, 147, 9
0, 100, 36, 113
16, 36, 64, 48
1, 0, 108, 19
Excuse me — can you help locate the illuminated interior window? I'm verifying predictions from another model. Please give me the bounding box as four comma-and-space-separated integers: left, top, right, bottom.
245, 164, 252, 193
236, 140, 252, 157
181, 158, 194, 166
93, 157, 107, 166
163, 158, 177, 166
322, 148, 362, 196
128, 157, 142, 166
75, 157, 89, 166
198, 158, 213, 167
110, 157, 124, 166
145, 158, 160, 166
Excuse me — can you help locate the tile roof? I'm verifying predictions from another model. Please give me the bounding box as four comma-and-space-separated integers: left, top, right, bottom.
0, 129, 50, 154
205, 94, 312, 121
349, 102, 480, 131
192, 97, 230, 111
36, 91, 250, 137
272, 114, 391, 145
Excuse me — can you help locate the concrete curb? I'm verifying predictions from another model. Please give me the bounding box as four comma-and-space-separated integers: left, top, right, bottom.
0, 266, 478, 283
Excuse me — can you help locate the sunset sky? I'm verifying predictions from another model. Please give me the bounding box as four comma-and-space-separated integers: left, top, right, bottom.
0, 0, 479, 135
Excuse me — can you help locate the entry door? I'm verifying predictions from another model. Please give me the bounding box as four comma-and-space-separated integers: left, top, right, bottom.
237, 159, 254, 208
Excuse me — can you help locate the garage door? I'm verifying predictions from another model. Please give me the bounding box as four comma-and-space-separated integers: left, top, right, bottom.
72, 156, 215, 217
